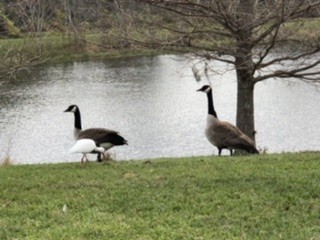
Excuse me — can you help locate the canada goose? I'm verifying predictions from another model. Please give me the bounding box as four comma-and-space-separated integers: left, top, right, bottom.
64, 104, 128, 161
197, 85, 259, 156
69, 139, 105, 164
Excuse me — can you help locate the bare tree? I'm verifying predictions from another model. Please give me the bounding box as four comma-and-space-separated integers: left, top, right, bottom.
133, 0, 320, 145
0, 1, 51, 82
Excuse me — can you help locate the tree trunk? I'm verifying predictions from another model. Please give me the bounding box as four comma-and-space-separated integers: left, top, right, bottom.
234, 29, 256, 143
235, 65, 256, 142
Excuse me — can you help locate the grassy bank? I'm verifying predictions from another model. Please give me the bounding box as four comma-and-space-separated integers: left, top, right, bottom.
0, 33, 159, 65
0, 152, 319, 239
0, 31, 164, 80
1, 18, 320, 70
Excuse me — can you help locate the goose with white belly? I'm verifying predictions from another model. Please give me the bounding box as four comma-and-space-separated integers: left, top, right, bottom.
197, 85, 259, 156
64, 105, 128, 161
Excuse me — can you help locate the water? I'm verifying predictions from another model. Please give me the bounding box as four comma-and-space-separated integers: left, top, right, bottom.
0, 55, 319, 164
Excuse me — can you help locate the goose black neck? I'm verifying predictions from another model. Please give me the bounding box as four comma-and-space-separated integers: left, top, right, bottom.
74, 108, 82, 130
206, 90, 218, 118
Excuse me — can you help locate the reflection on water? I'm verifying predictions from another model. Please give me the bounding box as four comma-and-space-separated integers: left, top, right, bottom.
0, 55, 319, 164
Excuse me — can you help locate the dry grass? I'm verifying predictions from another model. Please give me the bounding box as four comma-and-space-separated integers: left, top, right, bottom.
1, 155, 13, 166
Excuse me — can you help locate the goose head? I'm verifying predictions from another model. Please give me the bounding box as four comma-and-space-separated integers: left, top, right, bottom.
197, 85, 212, 93
64, 104, 79, 113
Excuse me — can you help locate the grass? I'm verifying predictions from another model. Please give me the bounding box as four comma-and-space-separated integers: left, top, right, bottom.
0, 152, 319, 239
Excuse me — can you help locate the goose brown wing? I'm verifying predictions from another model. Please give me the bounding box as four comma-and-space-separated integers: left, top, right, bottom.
78, 128, 127, 146
214, 121, 256, 150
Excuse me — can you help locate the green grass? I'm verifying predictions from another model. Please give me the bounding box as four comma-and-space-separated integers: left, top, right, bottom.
0, 152, 320, 239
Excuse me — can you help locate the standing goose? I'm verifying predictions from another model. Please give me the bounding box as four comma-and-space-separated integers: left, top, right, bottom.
64, 104, 128, 161
197, 85, 259, 156
69, 139, 105, 164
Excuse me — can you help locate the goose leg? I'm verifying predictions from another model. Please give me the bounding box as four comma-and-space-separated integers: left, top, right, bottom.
230, 149, 233, 156
218, 148, 222, 156
84, 154, 89, 164
97, 153, 102, 162
102, 151, 108, 161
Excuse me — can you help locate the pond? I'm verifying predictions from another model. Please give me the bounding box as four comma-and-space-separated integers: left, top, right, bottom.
0, 54, 319, 164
